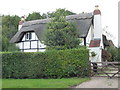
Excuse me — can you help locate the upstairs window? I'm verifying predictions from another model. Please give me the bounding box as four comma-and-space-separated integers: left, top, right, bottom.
25, 32, 32, 40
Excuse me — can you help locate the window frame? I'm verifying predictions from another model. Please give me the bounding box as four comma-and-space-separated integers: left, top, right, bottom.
25, 32, 32, 41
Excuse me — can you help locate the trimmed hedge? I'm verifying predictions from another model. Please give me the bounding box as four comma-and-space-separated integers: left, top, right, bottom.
2, 48, 90, 79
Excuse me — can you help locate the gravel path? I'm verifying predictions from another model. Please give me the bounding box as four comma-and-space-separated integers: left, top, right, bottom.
75, 77, 119, 88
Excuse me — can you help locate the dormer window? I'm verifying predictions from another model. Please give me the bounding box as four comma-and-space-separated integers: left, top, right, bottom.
25, 32, 32, 40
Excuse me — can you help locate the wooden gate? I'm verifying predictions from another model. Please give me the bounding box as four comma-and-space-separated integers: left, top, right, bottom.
90, 62, 120, 78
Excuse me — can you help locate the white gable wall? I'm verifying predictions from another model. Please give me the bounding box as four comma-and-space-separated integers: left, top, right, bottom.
88, 9, 103, 63
89, 47, 102, 62
17, 32, 46, 52
86, 24, 102, 63
86, 25, 94, 46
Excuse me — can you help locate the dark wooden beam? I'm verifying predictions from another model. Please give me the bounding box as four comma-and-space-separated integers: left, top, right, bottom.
84, 37, 86, 46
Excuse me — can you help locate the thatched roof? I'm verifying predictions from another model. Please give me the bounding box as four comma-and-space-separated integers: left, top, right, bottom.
10, 13, 93, 43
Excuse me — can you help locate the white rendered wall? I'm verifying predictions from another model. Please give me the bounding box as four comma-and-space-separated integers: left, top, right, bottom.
88, 14, 103, 63
31, 41, 37, 48
24, 42, 30, 49
86, 26, 94, 46
94, 15, 102, 39
100, 37, 104, 49
24, 49, 37, 52
31, 33, 36, 40
89, 47, 102, 62
22, 35, 25, 41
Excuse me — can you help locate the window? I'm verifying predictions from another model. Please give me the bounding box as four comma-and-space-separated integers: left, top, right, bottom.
26, 33, 29, 40
29, 32, 32, 39
25, 32, 32, 40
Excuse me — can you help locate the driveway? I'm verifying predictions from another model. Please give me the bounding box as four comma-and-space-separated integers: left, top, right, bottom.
75, 77, 119, 88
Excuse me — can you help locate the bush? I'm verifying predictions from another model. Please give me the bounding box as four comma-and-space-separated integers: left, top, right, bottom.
2, 48, 90, 79
118, 48, 120, 61
107, 47, 118, 61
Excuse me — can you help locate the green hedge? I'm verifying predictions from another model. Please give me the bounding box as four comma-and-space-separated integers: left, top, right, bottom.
2, 48, 90, 79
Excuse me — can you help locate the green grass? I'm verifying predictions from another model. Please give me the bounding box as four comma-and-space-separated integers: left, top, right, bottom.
2, 78, 90, 88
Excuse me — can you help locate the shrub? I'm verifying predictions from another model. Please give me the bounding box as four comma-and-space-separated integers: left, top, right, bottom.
2, 48, 90, 79
107, 47, 118, 61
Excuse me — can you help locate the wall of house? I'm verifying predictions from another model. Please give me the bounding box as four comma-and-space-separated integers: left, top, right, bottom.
18, 27, 95, 52
86, 26, 94, 46
89, 47, 102, 63
88, 10, 103, 63
17, 32, 46, 52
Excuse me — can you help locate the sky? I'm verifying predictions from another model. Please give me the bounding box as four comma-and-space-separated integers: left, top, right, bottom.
0, 0, 119, 46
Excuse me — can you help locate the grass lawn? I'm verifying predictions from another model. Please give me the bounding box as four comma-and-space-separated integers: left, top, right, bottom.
2, 78, 90, 88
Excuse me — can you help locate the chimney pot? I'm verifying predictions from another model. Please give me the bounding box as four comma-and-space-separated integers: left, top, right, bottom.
94, 5, 101, 15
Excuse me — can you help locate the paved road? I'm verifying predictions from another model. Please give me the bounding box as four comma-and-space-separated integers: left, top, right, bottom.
75, 77, 119, 88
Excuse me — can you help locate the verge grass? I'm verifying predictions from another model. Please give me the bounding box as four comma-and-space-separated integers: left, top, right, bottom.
2, 78, 90, 88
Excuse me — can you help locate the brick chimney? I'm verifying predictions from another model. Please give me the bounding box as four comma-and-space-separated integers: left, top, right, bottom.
93, 5, 101, 15
18, 16, 25, 30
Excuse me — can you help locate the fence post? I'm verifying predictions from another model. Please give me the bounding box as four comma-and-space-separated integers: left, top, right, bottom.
92, 62, 98, 73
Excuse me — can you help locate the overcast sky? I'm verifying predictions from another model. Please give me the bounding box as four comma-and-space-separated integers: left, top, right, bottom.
0, 0, 119, 46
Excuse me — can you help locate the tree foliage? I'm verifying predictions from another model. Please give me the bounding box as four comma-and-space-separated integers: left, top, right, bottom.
107, 47, 119, 61
26, 9, 75, 21
1, 15, 20, 51
44, 10, 80, 50
26, 12, 44, 21
47, 8, 76, 18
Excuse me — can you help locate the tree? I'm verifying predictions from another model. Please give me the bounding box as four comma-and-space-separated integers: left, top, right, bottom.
42, 13, 47, 19
44, 11, 80, 50
47, 8, 76, 18
2, 15, 20, 51
26, 12, 44, 21
26, 9, 76, 21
